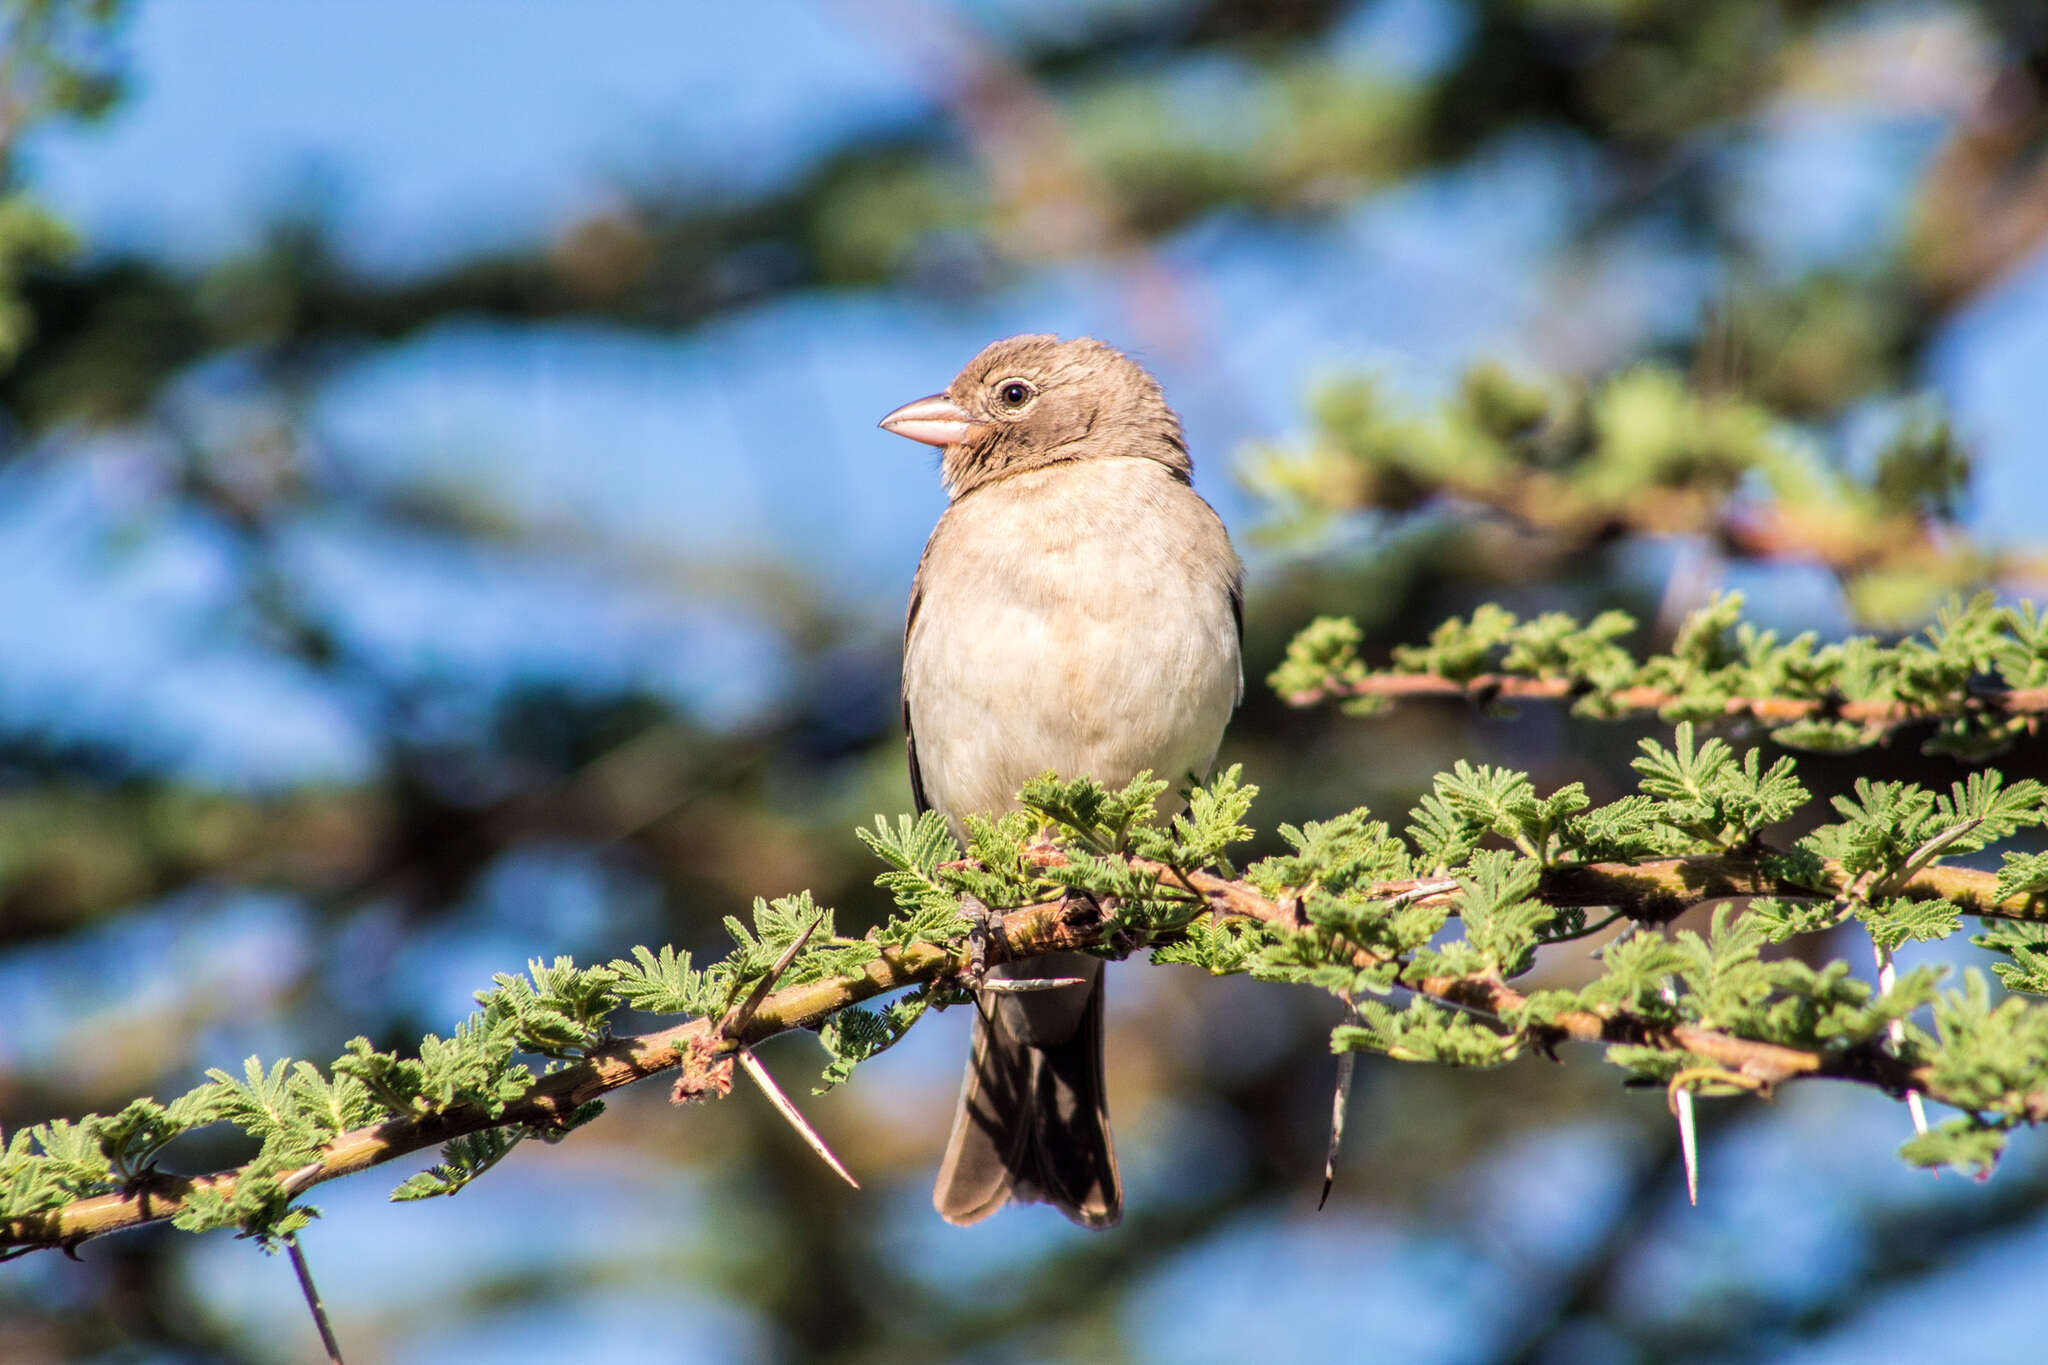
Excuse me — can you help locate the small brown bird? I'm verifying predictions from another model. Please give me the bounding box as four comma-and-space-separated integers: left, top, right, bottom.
879, 334, 1242, 1227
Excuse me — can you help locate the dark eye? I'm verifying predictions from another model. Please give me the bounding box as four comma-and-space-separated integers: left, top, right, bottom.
997, 380, 1033, 408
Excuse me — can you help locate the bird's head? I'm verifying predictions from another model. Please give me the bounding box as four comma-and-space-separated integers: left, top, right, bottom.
879, 334, 1189, 498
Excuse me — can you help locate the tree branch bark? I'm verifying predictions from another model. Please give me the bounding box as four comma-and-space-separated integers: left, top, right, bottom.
1, 850, 2032, 1253
1282, 669, 2048, 730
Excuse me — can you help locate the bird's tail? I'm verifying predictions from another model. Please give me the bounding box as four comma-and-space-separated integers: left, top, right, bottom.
932, 952, 1120, 1228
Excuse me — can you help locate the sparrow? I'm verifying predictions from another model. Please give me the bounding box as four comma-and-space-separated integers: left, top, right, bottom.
879, 334, 1243, 1227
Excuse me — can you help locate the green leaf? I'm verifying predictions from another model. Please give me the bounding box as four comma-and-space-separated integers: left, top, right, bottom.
1995, 850, 2048, 904
1856, 897, 1961, 954
1450, 850, 1551, 977
1972, 920, 2048, 996
1920, 971, 2048, 1113
1406, 792, 1483, 872
1899, 1118, 2009, 1178
1268, 614, 1368, 700
1671, 904, 1774, 1029
1333, 997, 1517, 1067
390, 1129, 523, 1201
1747, 896, 1843, 944
814, 989, 940, 1092
1580, 929, 1688, 1018
1147, 764, 1259, 869
1022, 770, 1172, 854
1152, 916, 1275, 975
1247, 806, 1408, 898
476, 957, 620, 1059
610, 945, 715, 1016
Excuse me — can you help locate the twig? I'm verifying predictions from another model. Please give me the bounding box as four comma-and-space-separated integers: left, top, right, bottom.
4, 851, 2037, 1255
1284, 671, 2048, 732
736, 1049, 860, 1189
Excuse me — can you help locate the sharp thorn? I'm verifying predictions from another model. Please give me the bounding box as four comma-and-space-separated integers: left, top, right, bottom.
1321, 996, 1360, 1211
1321, 1048, 1356, 1211
720, 913, 824, 1041
738, 1048, 860, 1189
1387, 878, 1459, 909
979, 976, 1087, 993
1875, 944, 1932, 1162
1675, 1085, 1699, 1207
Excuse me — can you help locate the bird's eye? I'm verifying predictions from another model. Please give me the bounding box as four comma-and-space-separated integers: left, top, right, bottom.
996, 380, 1034, 409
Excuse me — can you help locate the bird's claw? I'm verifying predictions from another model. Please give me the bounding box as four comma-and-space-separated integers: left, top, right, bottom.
961, 892, 993, 988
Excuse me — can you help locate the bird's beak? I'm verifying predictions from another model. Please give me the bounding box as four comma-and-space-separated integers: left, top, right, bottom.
879, 393, 979, 448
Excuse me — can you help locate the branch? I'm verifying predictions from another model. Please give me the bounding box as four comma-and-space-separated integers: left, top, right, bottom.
1246, 365, 2047, 628
1283, 671, 2048, 731
0, 895, 1079, 1252
1271, 593, 2048, 759
6, 767, 2042, 1254
1118, 858, 1932, 1096
1111, 857, 1880, 1081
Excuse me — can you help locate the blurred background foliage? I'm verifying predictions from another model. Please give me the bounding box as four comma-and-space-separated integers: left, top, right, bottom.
5, 0, 2048, 1361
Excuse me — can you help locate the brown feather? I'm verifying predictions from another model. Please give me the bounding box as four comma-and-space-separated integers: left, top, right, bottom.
891, 335, 1240, 1229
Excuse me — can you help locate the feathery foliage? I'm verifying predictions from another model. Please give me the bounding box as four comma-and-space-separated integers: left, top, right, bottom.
10, 603, 2048, 1252
1278, 592, 2048, 759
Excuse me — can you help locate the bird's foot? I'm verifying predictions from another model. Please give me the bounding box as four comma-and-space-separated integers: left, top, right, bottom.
961, 892, 994, 988
1059, 888, 1141, 957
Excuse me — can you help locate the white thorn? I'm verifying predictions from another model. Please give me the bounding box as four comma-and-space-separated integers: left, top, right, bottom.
1321, 1049, 1356, 1211
1675, 1085, 1699, 1207
1387, 878, 1460, 909
1874, 943, 1932, 1158
737, 1048, 860, 1189
979, 976, 1088, 993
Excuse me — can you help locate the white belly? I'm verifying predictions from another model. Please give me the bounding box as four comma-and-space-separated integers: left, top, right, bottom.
903, 460, 1241, 824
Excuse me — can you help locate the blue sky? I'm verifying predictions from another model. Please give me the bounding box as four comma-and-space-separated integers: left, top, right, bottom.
8, 5, 2048, 1356
12, 0, 2036, 793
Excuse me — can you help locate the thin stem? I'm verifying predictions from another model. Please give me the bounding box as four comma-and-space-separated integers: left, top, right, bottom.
3, 848, 2035, 1255
1284, 670, 2048, 734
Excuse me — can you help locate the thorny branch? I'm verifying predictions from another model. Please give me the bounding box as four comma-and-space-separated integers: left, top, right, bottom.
1281, 670, 2048, 728
3, 844, 2031, 1256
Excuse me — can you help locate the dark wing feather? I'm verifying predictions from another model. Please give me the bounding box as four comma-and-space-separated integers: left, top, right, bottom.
1227, 529, 1246, 707
905, 701, 932, 816
903, 548, 934, 817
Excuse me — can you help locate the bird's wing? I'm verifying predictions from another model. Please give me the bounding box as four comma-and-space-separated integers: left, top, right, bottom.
1229, 570, 1245, 707
903, 543, 934, 817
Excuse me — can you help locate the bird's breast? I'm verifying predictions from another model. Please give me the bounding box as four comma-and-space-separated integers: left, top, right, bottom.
903, 461, 1240, 824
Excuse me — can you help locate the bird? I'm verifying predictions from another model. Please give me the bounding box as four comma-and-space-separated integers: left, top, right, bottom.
878, 334, 1242, 1228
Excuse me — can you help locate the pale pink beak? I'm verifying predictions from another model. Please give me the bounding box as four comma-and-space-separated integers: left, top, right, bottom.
879, 392, 979, 447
